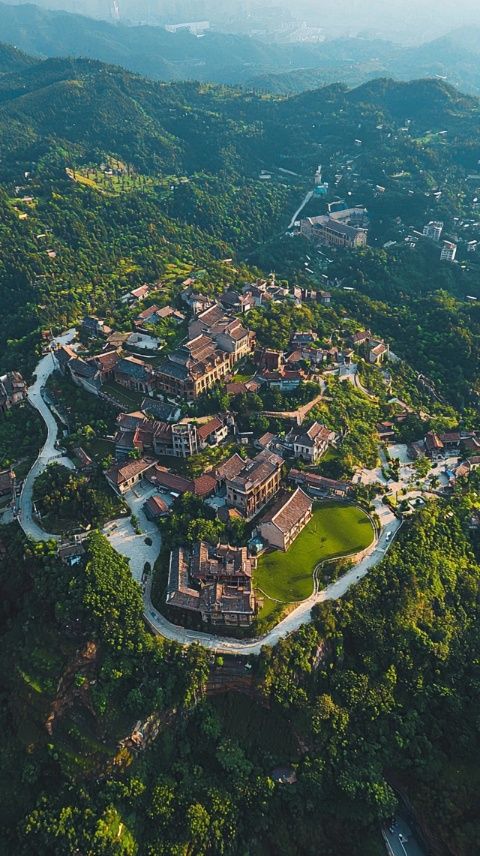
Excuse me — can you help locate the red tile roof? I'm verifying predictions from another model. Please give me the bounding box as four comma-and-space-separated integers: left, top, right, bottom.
197, 417, 224, 442
193, 474, 217, 497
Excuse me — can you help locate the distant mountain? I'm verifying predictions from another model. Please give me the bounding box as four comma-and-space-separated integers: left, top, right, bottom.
1, 52, 480, 373
249, 28, 480, 97
0, 40, 36, 73
0, 2, 365, 85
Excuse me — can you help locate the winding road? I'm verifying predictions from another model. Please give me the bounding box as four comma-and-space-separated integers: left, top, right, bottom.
18, 331, 401, 655
17, 331, 77, 541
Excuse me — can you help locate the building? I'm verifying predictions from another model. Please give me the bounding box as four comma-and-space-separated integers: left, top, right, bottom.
286, 422, 336, 464
156, 335, 232, 400
369, 340, 389, 365
58, 542, 86, 567
424, 431, 444, 460
0, 372, 27, 414
259, 488, 312, 551
114, 412, 206, 459
220, 289, 254, 314
54, 344, 77, 375
289, 468, 353, 498
105, 457, 156, 495
209, 317, 254, 363
134, 304, 185, 331
300, 208, 368, 249
215, 453, 247, 488
81, 316, 111, 339
0, 468, 15, 498
181, 289, 214, 315
261, 367, 309, 390
225, 449, 283, 519
146, 465, 193, 496
68, 359, 102, 395
143, 495, 170, 520
351, 329, 371, 347
423, 221, 443, 241
113, 357, 156, 395
87, 350, 120, 383
189, 304, 254, 364
141, 398, 180, 423
166, 542, 256, 627
197, 417, 229, 449
170, 422, 198, 457
440, 241, 457, 262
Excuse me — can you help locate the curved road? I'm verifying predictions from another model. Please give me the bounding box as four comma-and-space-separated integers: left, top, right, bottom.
17, 331, 77, 541
20, 330, 401, 655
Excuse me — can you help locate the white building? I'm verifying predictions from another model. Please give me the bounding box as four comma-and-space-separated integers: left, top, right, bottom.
440, 241, 457, 262
423, 221, 443, 241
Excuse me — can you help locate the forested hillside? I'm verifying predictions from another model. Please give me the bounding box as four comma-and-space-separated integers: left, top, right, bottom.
2, 476, 480, 853
0, 55, 480, 411
2, 44, 480, 856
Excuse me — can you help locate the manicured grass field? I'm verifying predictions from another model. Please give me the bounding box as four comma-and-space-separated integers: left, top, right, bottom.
254, 503, 374, 604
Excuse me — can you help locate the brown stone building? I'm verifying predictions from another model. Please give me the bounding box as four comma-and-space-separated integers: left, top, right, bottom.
225, 450, 283, 519
166, 542, 257, 627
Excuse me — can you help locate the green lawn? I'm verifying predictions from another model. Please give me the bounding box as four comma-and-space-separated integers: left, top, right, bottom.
255, 503, 374, 604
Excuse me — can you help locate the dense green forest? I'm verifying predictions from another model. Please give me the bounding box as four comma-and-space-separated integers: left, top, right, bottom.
2, 485, 480, 853
2, 47, 480, 855
0, 54, 480, 417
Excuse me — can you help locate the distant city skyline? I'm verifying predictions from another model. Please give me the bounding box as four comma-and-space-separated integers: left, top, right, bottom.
2, 0, 480, 42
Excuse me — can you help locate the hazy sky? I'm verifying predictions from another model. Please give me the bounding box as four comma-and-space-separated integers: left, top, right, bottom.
3, 0, 480, 42
295, 0, 480, 39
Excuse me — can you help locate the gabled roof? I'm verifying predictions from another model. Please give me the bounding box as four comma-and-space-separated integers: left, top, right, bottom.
215, 453, 246, 482
289, 422, 334, 448
197, 417, 224, 442
144, 495, 169, 517
227, 450, 283, 491
105, 458, 155, 486
115, 356, 153, 380
261, 488, 312, 534
193, 474, 217, 497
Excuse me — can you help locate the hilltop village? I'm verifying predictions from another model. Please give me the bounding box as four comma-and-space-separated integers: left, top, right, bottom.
2, 265, 479, 638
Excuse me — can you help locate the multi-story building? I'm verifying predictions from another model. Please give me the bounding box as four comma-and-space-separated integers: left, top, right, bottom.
225, 449, 283, 519
189, 303, 254, 365
286, 422, 336, 465
423, 221, 443, 241
113, 356, 157, 395
156, 335, 232, 400
440, 241, 457, 262
368, 339, 389, 365
171, 422, 198, 457
166, 542, 257, 627
300, 208, 368, 249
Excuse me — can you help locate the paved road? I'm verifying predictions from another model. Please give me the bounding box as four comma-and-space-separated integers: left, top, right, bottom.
21, 330, 402, 655
17, 331, 77, 542
142, 510, 401, 655
287, 189, 314, 230
383, 817, 427, 856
